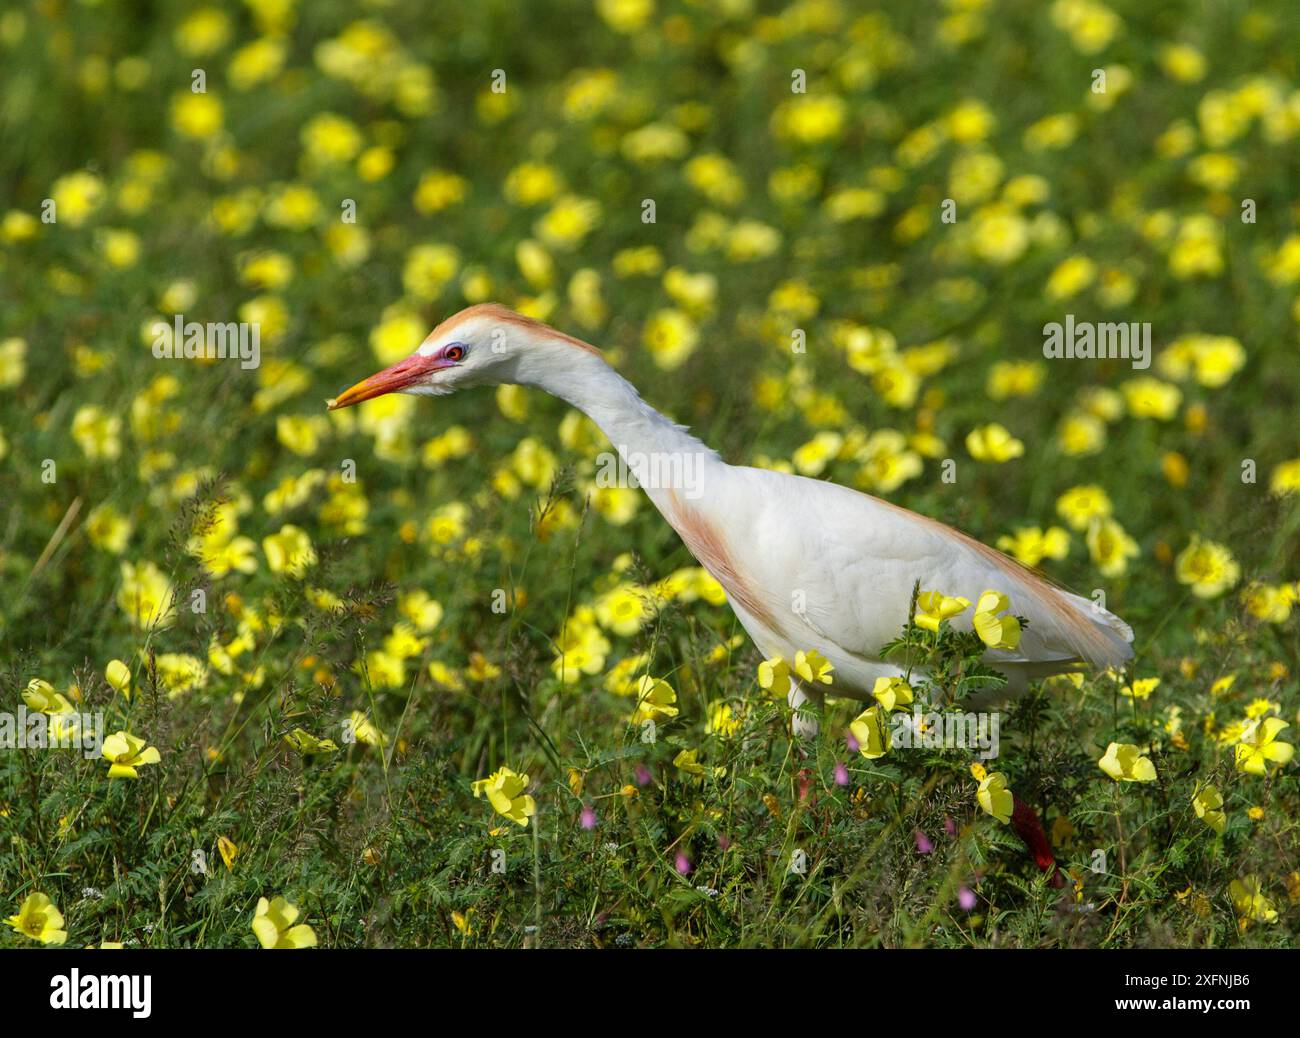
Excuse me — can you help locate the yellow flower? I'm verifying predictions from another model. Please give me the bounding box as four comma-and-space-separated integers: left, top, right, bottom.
71, 405, 122, 460
1045, 255, 1096, 300
1228, 877, 1278, 926
22, 678, 73, 716
552, 610, 611, 684
1234, 718, 1293, 776
673, 748, 725, 781
996, 526, 1070, 566
347, 711, 386, 747
300, 112, 362, 164
1121, 377, 1182, 420
403, 243, 460, 299
49, 171, 105, 227
170, 92, 224, 138
1050, 0, 1120, 54
241, 250, 295, 290
0, 336, 27, 388
1086, 517, 1140, 577
1169, 215, 1222, 278
758, 657, 791, 698
101, 730, 162, 779
793, 649, 834, 686
871, 676, 913, 711
1159, 43, 1206, 83
972, 590, 1022, 650
976, 771, 1013, 823
534, 194, 601, 250
1121, 677, 1160, 700
2, 210, 38, 241
398, 589, 444, 632
97, 228, 140, 268
987, 360, 1046, 400
855, 430, 924, 493
471, 766, 536, 827
594, 584, 651, 637
726, 219, 782, 262
1269, 458, 1300, 497
1056, 484, 1112, 530
1157, 334, 1246, 388
264, 183, 321, 230
642, 308, 698, 371
595, 0, 653, 34
504, 161, 564, 206
284, 728, 339, 755
1241, 582, 1296, 624
157, 653, 208, 699
175, 8, 230, 54
1191, 784, 1225, 834
970, 203, 1030, 264
965, 423, 1024, 462
229, 36, 287, 90
262, 525, 317, 577
772, 94, 847, 144
251, 896, 317, 949
707, 701, 740, 737
116, 560, 176, 629
1174, 537, 1240, 598
6, 893, 67, 945
792, 431, 844, 477
603, 654, 649, 696
628, 675, 678, 723
1098, 742, 1156, 782
622, 122, 690, 164
412, 169, 468, 214
849, 705, 891, 759
425, 501, 469, 545
275, 414, 329, 456
105, 659, 131, 698
914, 590, 971, 632
466, 652, 500, 681
684, 154, 744, 207
946, 100, 996, 142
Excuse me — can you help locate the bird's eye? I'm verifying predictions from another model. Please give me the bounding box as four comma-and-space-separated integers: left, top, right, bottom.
443, 343, 466, 362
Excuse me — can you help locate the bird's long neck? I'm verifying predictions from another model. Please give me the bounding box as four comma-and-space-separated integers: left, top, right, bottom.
518, 341, 720, 511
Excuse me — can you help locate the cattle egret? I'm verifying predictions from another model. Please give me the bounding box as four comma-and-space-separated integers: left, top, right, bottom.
331, 303, 1134, 734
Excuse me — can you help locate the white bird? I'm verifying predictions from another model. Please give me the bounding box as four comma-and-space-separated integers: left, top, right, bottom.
330, 304, 1134, 738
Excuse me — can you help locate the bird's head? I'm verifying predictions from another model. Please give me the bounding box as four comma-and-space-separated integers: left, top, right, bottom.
328, 303, 599, 411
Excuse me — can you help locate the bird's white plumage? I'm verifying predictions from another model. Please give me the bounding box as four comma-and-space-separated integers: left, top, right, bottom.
676, 462, 1133, 702
333, 304, 1136, 732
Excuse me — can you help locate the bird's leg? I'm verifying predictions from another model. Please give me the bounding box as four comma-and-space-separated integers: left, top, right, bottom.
788, 680, 823, 739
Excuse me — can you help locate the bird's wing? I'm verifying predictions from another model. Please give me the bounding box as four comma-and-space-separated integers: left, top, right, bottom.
714, 466, 1133, 675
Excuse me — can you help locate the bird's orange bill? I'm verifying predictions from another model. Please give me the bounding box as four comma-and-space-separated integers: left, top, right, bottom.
328, 354, 446, 410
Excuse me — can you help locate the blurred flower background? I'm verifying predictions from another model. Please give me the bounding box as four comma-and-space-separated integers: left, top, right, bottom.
0, 0, 1297, 947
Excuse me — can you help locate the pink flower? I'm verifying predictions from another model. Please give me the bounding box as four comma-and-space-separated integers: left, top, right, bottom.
674, 850, 692, 875
914, 829, 933, 854
580, 805, 597, 830
957, 886, 977, 911
833, 761, 849, 787
635, 764, 653, 786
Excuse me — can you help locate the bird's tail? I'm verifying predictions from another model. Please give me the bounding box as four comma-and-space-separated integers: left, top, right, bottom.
1055, 588, 1134, 670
